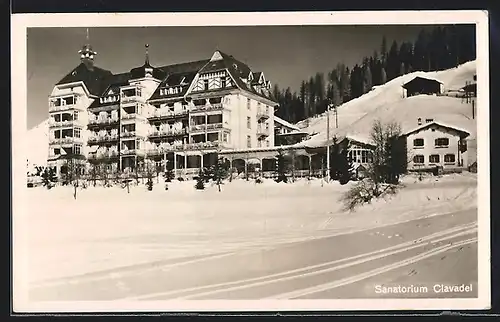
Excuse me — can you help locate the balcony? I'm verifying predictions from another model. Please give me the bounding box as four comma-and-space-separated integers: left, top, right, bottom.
189, 123, 228, 134
120, 149, 146, 156
257, 127, 270, 137
120, 94, 142, 105
257, 109, 270, 120
49, 137, 83, 145
190, 103, 225, 114
148, 128, 188, 139
48, 96, 82, 112
49, 120, 81, 128
148, 110, 188, 121
121, 114, 147, 124
88, 135, 119, 144
88, 151, 119, 160
184, 141, 225, 151
88, 118, 120, 128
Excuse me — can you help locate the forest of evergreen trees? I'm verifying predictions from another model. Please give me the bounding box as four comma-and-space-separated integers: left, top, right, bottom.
272, 25, 476, 124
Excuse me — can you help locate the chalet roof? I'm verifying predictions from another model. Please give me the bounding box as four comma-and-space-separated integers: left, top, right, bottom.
56, 63, 113, 96
274, 116, 300, 131
402, 76, 443, 88
401, 121, 470, 137
461, 82, 477, 92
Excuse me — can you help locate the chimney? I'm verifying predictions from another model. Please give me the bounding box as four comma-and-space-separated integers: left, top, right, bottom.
417, 118, 422, 126
426, 118, 434, 123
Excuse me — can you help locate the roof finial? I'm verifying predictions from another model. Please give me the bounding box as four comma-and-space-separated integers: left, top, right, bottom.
145, 43, 150, 65
86, 28, 90, 45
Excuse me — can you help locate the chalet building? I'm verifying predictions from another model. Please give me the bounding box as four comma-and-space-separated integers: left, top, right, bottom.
274, 116, 309, 146
402, 76, 444, 98
47, 39, 279, 178
402, 120, 470, 171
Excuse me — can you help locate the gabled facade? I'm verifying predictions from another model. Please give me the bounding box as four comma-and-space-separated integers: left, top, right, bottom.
402, 121, 470, 171
46, 41, 279, 178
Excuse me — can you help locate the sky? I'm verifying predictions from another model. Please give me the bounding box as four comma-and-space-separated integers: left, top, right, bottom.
27, 25, 433, 129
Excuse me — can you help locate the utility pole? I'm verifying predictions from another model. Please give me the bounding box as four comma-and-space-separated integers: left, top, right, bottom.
335, 105, 338, 129
326, 103, 332, 182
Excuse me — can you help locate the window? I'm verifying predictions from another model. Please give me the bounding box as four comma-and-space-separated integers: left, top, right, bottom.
444, 154, 456, 163
435, 138, 449, 147
74, 128, 81, 138
429, 154, 440, 163
54, 114, 61, 122
203, 80, 209, 91
54, 148, 60, 155
413, 155, 425, 164
73, 144, 82, 155
247, 98, 251, 110
54, 130, 61, 139
266, 140, 270, 147
73, 111, 79, 120
223, 132, 229, 142
247, 135, 251, 148
413, 138, 424, 147
247, 116, 251, 129
221, 77, 226, 88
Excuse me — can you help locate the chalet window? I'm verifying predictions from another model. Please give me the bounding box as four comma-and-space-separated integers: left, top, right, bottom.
247, 135, 251, 148
429, 154, 440, 163
247, 116, 251, 129
413, 138, 424, 147
413, 155, 425, 164
203, 80, 209, 91
444, 154, 456, 163
221, 77, 226, 88
73, 144, 82, 155
435, 138, 449, 147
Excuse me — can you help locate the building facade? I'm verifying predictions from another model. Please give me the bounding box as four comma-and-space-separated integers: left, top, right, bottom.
402, 121, 470, 171
47, 41, 278, 178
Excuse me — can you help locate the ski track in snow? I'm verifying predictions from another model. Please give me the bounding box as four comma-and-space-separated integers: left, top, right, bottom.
17, 174, 477, 283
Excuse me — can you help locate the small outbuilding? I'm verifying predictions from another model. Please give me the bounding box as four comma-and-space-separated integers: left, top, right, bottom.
402, 76, 444, 98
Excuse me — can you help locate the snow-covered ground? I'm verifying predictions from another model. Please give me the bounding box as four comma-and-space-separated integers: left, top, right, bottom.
297, 61, 477, 148
16, 174, 477, 285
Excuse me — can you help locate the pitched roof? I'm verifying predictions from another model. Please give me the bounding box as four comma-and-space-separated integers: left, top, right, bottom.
57, 52, 278, 106
56, 63, 113, 96
274, 116, 300, 131
402, 121, 470, 137
148, 70, 199, 101
402, 76, 443, 88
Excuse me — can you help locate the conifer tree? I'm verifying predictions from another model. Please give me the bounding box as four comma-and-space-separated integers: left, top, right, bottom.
195, 168, 205, 190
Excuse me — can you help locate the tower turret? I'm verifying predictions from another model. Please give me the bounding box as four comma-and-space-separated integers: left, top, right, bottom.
78, 28, 97, 70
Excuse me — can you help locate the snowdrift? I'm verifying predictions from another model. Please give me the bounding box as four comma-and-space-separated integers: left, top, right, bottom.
296, 61, 477, 147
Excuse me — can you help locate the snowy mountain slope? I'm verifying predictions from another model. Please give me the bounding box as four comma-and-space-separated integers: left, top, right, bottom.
296, 60, 477, 148
27, 119, 49, 171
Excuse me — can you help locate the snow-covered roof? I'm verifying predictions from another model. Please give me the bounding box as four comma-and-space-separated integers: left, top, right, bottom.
274, 116, 300, 131
402, 75, 443, 87
402, 121, 470, 137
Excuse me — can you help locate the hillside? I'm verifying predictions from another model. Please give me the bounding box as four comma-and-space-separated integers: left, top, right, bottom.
296, 61, 477, 148
27, 119, 49, 172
